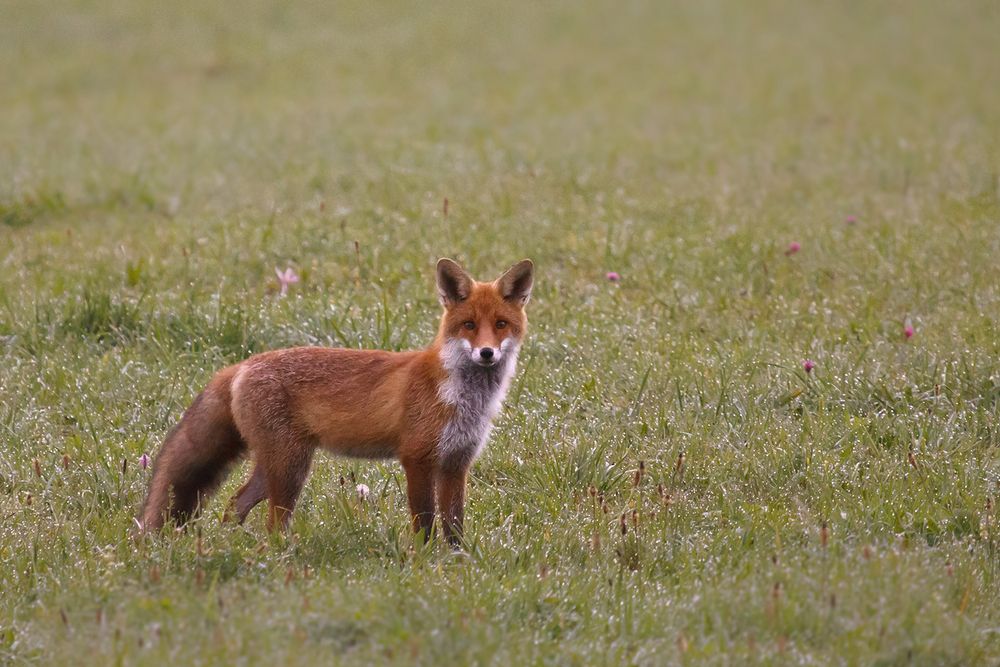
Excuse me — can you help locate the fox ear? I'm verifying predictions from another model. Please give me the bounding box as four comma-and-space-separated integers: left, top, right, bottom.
496, 259, 534, 306
436, 258, 473, 307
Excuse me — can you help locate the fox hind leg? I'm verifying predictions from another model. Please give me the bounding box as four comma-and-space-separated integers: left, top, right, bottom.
260, 441, 316, 532
225, 464, 267, 524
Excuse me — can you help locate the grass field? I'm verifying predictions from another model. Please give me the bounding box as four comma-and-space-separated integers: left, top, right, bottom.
3, 1, 1000, 664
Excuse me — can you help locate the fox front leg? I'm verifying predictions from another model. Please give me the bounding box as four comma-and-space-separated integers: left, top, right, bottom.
401, 457, 436, 542
436, 467, 468, 547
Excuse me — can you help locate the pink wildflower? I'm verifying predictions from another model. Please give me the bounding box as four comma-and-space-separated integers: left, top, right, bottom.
785, 242, 801, 256
275, 267, 300, 296
803, 359, 816, 373
606, 271, 621, 282
356, 483, 370, 500
139, 453, 150, 470
845, 215, 857, 225
904, 324, 914, 339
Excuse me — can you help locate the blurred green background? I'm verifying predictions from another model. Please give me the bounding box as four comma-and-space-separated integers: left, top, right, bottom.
1, 2, 999, 664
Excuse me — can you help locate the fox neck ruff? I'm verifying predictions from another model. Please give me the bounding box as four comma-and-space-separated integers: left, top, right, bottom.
435, 337, 518, 468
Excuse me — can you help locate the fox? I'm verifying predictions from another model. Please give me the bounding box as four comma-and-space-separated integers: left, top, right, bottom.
140, 257, 534, 544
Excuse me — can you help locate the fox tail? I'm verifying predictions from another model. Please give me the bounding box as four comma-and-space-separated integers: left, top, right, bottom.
140, 367, 246, 531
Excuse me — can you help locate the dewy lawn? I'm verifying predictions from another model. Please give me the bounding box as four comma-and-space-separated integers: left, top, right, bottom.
1, 1, 999, 664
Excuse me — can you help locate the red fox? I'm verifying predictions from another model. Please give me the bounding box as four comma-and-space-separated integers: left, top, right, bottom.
140, 258, 533, 544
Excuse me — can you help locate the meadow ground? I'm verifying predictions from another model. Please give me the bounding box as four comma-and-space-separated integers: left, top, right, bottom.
2, 1, 1000, 664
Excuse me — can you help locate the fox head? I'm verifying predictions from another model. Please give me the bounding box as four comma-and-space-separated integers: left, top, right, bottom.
435, 258, 533, 370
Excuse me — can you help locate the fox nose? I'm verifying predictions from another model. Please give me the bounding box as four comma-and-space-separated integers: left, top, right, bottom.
479, 347, 494, 360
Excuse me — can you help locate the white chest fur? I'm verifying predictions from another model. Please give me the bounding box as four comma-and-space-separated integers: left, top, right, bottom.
437, 338, 518, 466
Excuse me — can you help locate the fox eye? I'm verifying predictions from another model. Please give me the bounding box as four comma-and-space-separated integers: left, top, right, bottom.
463, 321, 475, 330
495, 320, 507, 329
